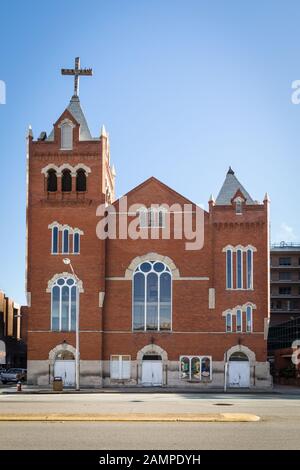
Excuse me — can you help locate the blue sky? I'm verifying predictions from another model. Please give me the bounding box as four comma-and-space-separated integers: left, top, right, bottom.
0, 0, 299, 304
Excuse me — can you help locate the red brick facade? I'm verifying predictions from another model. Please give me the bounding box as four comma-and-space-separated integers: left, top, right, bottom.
26, 95, 272, 389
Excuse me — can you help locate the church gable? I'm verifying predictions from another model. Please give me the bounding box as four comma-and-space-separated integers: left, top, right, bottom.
115, 176, 203, 210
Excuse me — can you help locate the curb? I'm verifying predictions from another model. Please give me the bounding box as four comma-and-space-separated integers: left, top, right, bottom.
0, 413, 260, 422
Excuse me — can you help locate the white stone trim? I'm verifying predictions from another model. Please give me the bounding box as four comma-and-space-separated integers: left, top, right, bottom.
136, 344, 168, 385
41, 163, 91, 178
74, 163, 91, 175
60, 163, 76, 177
48, 221, 84, 235
125, 253, 180, 279
41, 164, 60, 176
58, 118, 76, 129
222, 302, 256, 316
225, 345, 256, 365
175, 277, 209, 281
99, 291, 105, 307
222, 245, 257, 253
137, 344, 168, 362
208, 288, 215, 309
46, 272, 84, 293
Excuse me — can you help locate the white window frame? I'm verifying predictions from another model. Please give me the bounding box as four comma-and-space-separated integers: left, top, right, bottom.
235, 199, 243, 215
226, 312, 232, 332
110, 355, 131, 380
62, 228, 69, 254
226, 249, 233, 289
246, 306, 253, 333
132, 261, 172, 332
138, 206, 167, 228
179, 355, 212, 381
138, 208, 148, 228
236, 309, 242, 332
73, 231, 80, 254
246, 249, 254, 290
51, 225, 59, 255
236, 249, 243, 289
60, 121, 74, 150
50, 275, 78, 332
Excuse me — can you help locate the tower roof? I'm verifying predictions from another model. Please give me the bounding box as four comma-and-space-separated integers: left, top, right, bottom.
215, 167, 255, 205
47, 95, 93, 141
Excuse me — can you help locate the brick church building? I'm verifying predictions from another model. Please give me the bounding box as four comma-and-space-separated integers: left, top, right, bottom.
26, 60, 272, 389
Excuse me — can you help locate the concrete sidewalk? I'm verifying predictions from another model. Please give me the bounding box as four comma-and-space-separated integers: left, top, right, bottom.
0, 384, 276, 395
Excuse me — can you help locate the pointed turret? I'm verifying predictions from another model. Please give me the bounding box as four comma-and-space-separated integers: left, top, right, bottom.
215, 167, 255, 205
47, 95, 93, 141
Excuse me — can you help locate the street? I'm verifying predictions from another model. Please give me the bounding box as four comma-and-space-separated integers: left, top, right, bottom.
0, 390, 300, 449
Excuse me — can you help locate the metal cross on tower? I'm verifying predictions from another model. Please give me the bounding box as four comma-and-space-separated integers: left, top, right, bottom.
61, 57, 93, 97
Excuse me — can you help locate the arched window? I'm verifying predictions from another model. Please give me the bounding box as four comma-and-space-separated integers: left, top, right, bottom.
236, 309, 242, 332
226, 249, 233, 289
246, 249, 253, 289
246, 305, 253, 332
180, 356, 212, 381
236, 249, 243, 289
76, 169, 86, 192
235, 199, 243, 214
61, 122, 73, 150
133, 261, 172, 331
47, 169, 57, 192
62, 169, 72, 192
158, 208, 166, 228
138, 208, 148, 228
51, 226, 59, 254
62, 228, 69, 254
73, 231, 80, 254
226, 312, 232, 332
51, 276, 78, 331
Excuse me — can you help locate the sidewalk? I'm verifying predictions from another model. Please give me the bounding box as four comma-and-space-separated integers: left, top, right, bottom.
0, 384, 277, 395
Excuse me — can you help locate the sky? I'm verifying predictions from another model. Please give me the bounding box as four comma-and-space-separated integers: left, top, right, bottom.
0, 0, 299, 304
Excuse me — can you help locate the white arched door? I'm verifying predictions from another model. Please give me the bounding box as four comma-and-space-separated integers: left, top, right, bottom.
228, 352, 250, 388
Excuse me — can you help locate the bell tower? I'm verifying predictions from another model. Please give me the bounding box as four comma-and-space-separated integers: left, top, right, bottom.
26, 58, 115, 386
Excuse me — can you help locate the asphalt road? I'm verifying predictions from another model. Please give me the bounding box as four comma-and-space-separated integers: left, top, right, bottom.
0, 391, 299, 449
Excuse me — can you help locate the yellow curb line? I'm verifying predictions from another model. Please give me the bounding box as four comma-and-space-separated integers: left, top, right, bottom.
0, 413, 260, 422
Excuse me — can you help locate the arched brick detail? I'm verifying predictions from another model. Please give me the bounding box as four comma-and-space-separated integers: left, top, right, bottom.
49, 343, 76, 365
137, 343, 168, 362
136, 344, 168, 385
46, 272, 84, 293
125, 253, 180, 279
225, 345, 256, 365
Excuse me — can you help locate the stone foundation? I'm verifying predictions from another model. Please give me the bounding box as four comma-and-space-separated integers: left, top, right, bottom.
27, 359, 272, 389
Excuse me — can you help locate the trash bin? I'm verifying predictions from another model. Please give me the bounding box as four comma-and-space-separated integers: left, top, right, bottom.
53, 376, 63, 392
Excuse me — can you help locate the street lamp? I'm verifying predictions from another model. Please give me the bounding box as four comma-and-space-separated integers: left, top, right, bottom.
63, 258, 80, 391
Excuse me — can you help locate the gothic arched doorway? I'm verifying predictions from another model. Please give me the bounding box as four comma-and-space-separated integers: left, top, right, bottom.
53, 350, 75, 387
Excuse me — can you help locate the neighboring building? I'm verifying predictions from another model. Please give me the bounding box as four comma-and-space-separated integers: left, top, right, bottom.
270, 243, 300, 326
268, 317, 300, 384
25, 60, 272, 389
0, 290, 27, 369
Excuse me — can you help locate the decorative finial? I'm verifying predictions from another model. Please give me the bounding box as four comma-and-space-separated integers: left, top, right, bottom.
101, 124, 107, 138
227, 166, 234, 175
61, 57, 93, 97
264, 192, 270, 202
209, 193, 215, 204
27, 125, 33, 138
